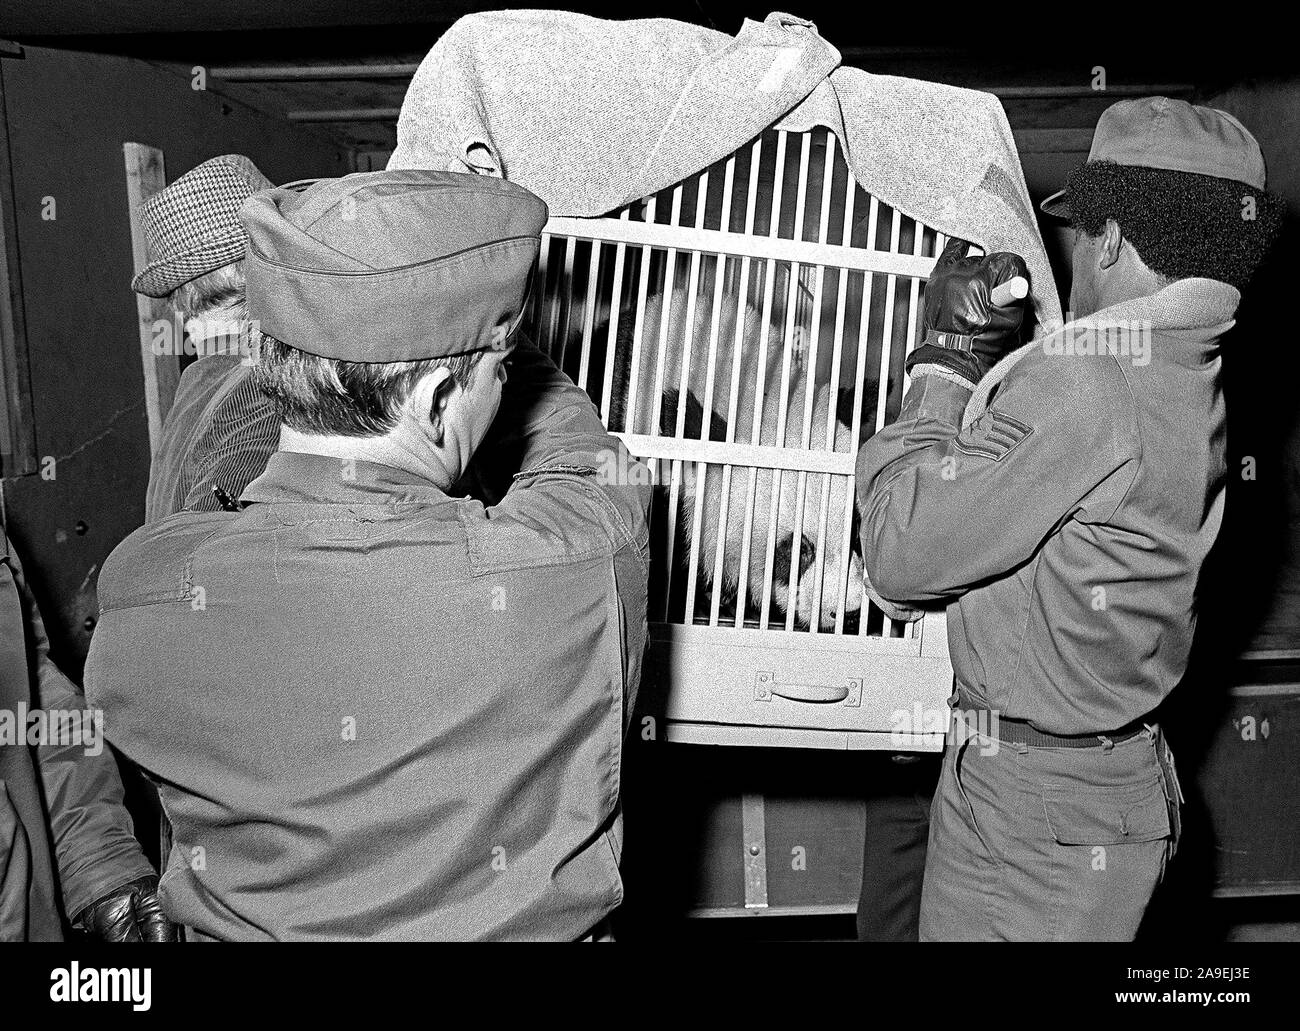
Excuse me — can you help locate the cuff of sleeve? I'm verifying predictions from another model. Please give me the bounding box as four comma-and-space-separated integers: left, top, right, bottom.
65, 853, 157, 927
909, 363, 978, 391
863, 570, 926, 623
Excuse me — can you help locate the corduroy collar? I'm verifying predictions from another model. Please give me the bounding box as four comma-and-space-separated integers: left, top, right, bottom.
1098, 277, 1241, 332
964, 277, 1240, 429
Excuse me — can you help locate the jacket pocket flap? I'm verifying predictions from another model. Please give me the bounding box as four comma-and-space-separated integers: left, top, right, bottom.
1042, 785, 1170, 845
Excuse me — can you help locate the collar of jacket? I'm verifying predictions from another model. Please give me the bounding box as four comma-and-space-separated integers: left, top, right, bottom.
1103, 276, 1240, 332
963, 277, 1240, 430
239, 450, 455, 507
186, 319, 249, 360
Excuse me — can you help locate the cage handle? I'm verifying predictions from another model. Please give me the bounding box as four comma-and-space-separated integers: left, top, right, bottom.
990, 276, 1029, 307
754, 671, 851, 704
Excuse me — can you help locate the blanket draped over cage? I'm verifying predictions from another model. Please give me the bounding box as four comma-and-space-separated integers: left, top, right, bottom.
389, 9, 1061, 335
388, 9, 1060, 744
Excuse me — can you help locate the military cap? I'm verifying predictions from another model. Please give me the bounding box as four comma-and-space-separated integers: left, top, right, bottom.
240, 170, 548, 362
1042, 97, 1266, 218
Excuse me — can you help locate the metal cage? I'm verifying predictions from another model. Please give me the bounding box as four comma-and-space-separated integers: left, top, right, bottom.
524, 127, 953, 750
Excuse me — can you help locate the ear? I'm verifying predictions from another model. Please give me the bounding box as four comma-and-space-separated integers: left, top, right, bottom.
411, 366, 456, 446
772, 532, 817, 586
1099, 218, 1123, 271
838, 380, 891, 438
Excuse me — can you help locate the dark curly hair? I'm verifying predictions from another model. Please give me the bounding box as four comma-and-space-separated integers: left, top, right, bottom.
1064, 160, 1285, 290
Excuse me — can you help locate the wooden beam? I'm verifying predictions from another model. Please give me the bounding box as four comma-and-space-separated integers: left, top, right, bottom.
741, 794, 769, 910
286, 108, 402, 123
1011, 128, 1097, 154
210, 63, 419, 81
0, 59, 36, 477
992, 83, 1194, 100
122, 142, 178, 457
210, 63, 1194, 102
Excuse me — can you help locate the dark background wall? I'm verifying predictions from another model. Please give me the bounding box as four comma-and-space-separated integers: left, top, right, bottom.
0, 46, 347, 676
1200, 80, 1300, 655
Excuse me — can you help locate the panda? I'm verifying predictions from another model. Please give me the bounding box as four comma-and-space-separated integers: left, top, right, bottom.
667, 378, 875, 629
591, 276, 884, 630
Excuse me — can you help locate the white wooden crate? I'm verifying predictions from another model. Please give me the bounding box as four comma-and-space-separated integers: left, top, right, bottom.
525, 127, 954, 750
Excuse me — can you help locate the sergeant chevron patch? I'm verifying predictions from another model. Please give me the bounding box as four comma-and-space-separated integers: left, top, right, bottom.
953, 407, 1033, 461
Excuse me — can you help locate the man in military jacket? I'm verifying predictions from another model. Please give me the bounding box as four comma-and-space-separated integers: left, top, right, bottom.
858, 98, 1284, 940
86, 171, 650, 940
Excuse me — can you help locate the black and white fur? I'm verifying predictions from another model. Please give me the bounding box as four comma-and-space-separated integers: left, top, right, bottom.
592, 279, 882, 629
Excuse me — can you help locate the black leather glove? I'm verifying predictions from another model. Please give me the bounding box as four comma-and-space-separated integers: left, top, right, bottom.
906, 238, 1030, 388
76, 875, 179, 942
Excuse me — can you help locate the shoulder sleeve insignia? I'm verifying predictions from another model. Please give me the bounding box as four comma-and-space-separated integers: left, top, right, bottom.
953, 407, 1033, 461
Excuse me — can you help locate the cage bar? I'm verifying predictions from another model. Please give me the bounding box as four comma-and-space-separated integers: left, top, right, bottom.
709, 138, 763, 628
523, 127, 953, 642
734, 129, 789, 629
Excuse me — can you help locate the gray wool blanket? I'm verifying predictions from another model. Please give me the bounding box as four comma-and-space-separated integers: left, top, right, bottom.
390, 8, 1062, 334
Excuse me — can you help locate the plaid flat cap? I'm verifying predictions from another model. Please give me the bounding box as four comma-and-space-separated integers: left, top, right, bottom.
240, 170, 549, 362
131, 154, 273, 298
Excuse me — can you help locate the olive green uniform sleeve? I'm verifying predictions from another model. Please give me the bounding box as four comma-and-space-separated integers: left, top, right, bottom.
856, 357, 1141, 604
459, 342, 652, 728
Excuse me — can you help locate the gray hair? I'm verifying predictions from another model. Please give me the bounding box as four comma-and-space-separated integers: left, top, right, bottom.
170, 262, 247, 325
250, 332, 487, 437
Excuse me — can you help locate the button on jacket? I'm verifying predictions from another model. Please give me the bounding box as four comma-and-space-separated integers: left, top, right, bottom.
857, 279, 1239, 735
85, 346, 651, 940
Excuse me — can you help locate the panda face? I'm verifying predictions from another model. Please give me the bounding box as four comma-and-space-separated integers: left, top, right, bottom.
588, 280, 885, 632
772, 530, 866, 629
765, 460, 867, 630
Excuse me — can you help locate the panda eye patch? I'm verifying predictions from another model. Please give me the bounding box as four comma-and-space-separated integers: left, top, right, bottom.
773, 533, 818, 584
